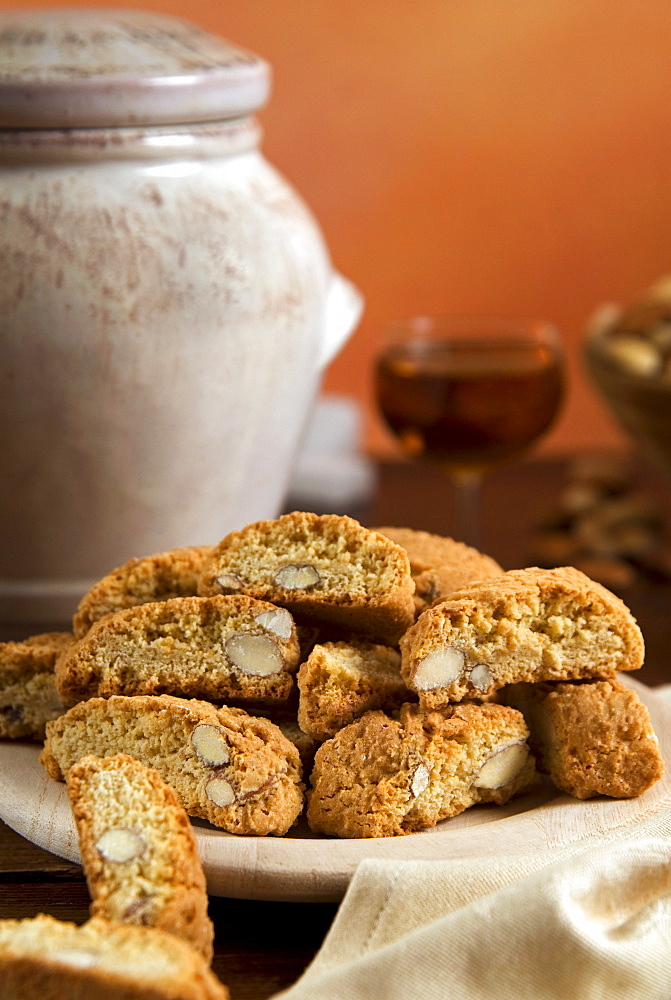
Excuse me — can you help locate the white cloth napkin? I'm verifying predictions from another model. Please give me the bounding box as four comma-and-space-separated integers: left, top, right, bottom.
274, 688, 671, 1000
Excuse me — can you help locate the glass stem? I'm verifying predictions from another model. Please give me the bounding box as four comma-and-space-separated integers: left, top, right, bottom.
452, 472, 482, 549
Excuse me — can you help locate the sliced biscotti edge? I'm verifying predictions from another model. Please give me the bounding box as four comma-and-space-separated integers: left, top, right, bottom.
41, 694, 304, 837
72, 545, 213, 639
297, 639, 409, 740
499, 677, 664, 799
0, 914, 229, 1000
0, 631, 72, 739
57, 595, 300, 707
400, 566, 644, 709
66, 753, 214, 960
374, 526, 504, 613
197, 511, 416, 643
306, 701, 537, 838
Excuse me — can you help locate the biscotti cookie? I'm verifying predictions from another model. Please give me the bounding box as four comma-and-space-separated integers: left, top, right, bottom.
400, 566, 645, 709
41, 695, 303, 837
0, 914, 228, 1000
375, 526, 504, 613
67, 754, 214, 959
499, 678, 664, 799
73, 545, 212, 638
57, 595, 300, 707
198, 512, 416, 643
307, 701, 537, 838
275, 719, 323, 774
0, 631, 72, 739
297, 640, 410, 740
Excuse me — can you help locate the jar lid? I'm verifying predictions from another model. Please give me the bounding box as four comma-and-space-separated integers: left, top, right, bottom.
0, 8, 271, 128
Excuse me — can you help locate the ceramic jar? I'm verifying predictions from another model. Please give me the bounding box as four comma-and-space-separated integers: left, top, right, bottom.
0, 9, 362, 623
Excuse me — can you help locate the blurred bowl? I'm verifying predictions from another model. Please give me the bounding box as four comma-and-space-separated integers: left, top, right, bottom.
584, 281, 671, 478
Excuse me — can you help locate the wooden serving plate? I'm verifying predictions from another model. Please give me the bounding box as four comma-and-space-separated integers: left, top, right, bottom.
0, 677, 669, 903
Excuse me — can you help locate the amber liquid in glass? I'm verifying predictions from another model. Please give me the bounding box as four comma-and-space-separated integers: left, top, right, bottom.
375, 338, 563, 477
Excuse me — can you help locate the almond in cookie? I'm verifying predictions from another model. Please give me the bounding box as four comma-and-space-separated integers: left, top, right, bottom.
67, 754, 214, 959
499, 677, 663, 799
198, 512, 416, 644
57, 595, 300, 707
41, 695, 304, 837
400, 566, 644, 709
307, 701, 537, 838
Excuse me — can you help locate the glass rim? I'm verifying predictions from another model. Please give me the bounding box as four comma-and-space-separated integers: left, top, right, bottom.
383, 314, 560, 342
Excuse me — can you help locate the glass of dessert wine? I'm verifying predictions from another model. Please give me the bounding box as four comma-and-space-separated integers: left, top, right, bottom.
374, 315, 564, 548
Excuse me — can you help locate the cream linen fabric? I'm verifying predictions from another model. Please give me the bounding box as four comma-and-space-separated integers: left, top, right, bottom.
276, 813, 671, 999
274, 689, 671, 999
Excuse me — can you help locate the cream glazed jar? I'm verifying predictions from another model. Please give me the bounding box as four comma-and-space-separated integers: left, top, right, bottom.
0, 9, 362, 623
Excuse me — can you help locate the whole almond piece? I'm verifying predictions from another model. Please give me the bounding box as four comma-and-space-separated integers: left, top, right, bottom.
225, 632, 283, 676
473, 742, 529, 790
413, 647, 465, 690
206, 776, 236, 808
469, 663, 493, 691
273, 563, 321, 590
95, 827, 146, 863
191, 724, 230, 766
255, 607, 293, 639
216, 573, 243, 593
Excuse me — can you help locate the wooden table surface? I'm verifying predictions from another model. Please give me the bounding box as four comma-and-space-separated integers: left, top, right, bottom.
1, 454, 670, 998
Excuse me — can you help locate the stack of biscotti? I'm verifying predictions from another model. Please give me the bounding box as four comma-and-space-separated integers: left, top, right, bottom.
0, 545, 212, 745
399, 565, 663, 801
37, 512, 421, 837
2, 512, 664, 843
29, 513, 539, 840
0, 753, 230, 998
0, 631, 73, 740
11, 517, 396, 837
191, 514, 543, 838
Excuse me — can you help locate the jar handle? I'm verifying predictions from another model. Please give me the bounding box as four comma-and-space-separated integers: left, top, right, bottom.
318, 273, 364, 370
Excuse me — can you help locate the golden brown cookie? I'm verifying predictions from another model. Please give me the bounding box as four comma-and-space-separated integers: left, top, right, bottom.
67, 754, 214, 959
41, 695, 303, 837
400, 566, 644, 709
375, 526, 504, 613
73, 546, 212, 639
57, 595, 300, 707
0, 631, 72, 739
198, 511, 416, 643
0, 914, 229, 999
297, 640, 410, 740
499, 677, 664, 799
275, 719, 323, 775
307, 701, 537, 838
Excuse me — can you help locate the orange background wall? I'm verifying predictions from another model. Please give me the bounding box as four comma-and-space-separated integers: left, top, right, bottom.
5, 0, 671, 458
